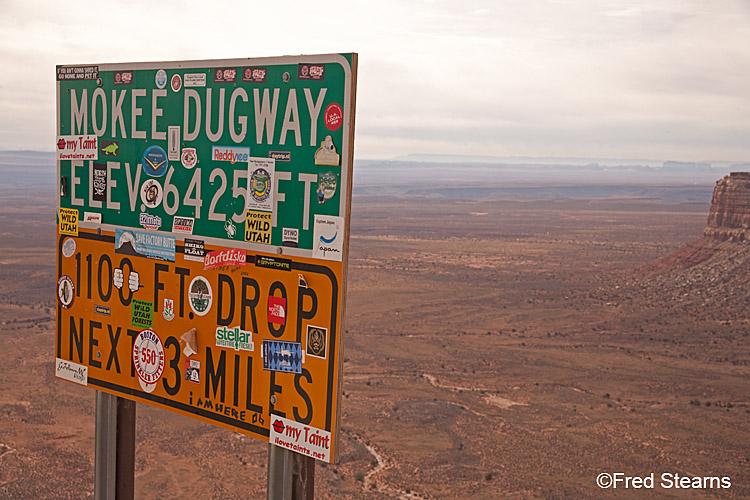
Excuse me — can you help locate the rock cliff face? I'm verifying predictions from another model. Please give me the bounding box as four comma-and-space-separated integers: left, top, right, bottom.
704, 172, 750, 242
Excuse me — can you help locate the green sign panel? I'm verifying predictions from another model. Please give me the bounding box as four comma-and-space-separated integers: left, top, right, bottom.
56, 55, 355, 255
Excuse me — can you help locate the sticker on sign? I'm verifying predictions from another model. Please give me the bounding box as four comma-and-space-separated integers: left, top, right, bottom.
269, 414, 331, 462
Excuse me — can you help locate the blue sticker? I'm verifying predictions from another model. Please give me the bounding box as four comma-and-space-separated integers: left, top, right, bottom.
142, 146, 168, 177
263, 340, 302, 374
115, 228, 175, 262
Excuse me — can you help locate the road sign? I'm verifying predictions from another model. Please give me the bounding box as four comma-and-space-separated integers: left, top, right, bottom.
55, 54, 356, 463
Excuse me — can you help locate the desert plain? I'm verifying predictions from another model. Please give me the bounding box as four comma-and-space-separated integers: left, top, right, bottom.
0, 165, 748, 499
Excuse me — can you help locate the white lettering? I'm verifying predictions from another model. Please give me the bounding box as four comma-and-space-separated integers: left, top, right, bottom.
229, 88, 248, 143
91, 88, 107, 136
298, 173, 316, 230
112, 90, 127, 138
151, 89, 167, 140
131, 89, 147, 139
272, 171, 292, 227
71, 89, 88, 134
304, 88, 327, 147
279, 89, 301, 146
253, 88, 279, 144
70, 160, 84, 206
124, 162, 142, 212
205, 88, 225, 142
184, 89, 201, 141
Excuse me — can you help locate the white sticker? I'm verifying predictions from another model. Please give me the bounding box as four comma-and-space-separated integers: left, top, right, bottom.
56, 135, 98, 161
247, 158, 275, 212
184, 73, 207, 87
56, 358, 88, 386
168, 126, 180, 161
83, 212, 103, 224
312, 215, 344, 262
269, 415, 331, 463
62, 238, 76, 258
155, 69, 167, 89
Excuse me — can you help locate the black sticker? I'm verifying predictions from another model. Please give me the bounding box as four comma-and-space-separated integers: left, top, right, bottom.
92, 163, 107, 204
214, 68, 237, 83
113, 71, 133, 85
255, 255, 292, 272
56, 66, 99, 81
298, 63, 325, 81
242, 66, 267, 83
183, 238, 205, 261
100, 140, 119, 157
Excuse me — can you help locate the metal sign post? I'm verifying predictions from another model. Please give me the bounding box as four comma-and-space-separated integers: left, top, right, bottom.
267, 443, 315, 500
94, 392, 135, 500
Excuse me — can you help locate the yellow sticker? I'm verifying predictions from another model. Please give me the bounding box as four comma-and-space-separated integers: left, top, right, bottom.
59, 208, 79, 236
245, 210, 272, 244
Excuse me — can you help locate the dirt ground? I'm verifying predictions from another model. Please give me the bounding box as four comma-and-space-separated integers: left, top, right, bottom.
0, 189, 747, 499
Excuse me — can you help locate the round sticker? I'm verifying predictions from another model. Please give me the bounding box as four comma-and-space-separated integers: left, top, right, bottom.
62, 238, 76, 258
155, 69, 167, 89
57, 275, 75, 309
324, 103, 343, 131
142, 145, 168, 177
251, 168, 272, 203
189, 276, 213, 316
170, 73, 182, 92
181, 148, 197, 169
132, 329, 165, 391
140, 179, 163, 209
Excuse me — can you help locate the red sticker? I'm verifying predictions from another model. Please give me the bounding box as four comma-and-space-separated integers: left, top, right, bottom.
268, 296, 286, 325
324, 103, 343, 131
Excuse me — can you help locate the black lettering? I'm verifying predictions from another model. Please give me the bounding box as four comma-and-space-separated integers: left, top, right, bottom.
75, 252, 81, 297
296, 286, 318, 343
88, 320, 102, 369
154, 263, 169, 313
240, 277, 259, 332
175, 267, 190, 318
268, 281, 287, 338
86, 254, 93, 299
293, 369, 313, 424
217, 274, 235, 326
162, 336, 181, 396
98, 254, 112, 302
106, 325, 121, 373
127, 329, 139, 377
233, 354, 240, 407
69, 316, 84, 363
245, 355, 263, 414
205, 347, 226, 403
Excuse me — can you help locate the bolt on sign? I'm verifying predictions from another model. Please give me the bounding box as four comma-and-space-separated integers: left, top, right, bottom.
55, 54, 357, 463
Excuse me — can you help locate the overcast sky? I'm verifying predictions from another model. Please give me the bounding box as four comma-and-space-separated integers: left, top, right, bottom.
1, 0, 748, 161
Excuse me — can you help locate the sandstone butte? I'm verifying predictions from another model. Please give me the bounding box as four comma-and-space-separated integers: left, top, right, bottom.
704, 172, 750, 242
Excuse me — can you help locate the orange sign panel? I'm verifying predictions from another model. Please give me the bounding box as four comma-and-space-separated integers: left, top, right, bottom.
55, 228, 344, 461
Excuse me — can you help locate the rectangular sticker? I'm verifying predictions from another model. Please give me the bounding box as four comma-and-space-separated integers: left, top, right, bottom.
168, 126, 180, 161
92, 163, 107, 203
262, 340, 301, 374
172, 216, 194, 234
269, 151, 291, 162
245, 211, 272, 244
256, 255, 291, 271
312, 215, 343, 261
212, 145, 250, 164
247, 158, 275, 211
55, 358, 88, 386
59, 208, 79, 236
282, 228, 299, 248
204, 249, 247, 270
57, 135, 98, 161
56, 66, 98, 81
115, 228, 175, 262
242, 66, 267, 83
298, 63, 325, 81
131, 299, 153, 328
306, 326, 327, 359
269, 414, 331, 462
214, 68, 237, 83
183, 238, 205, 262
83, 212, 102, 223
184, 73, 206, 87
